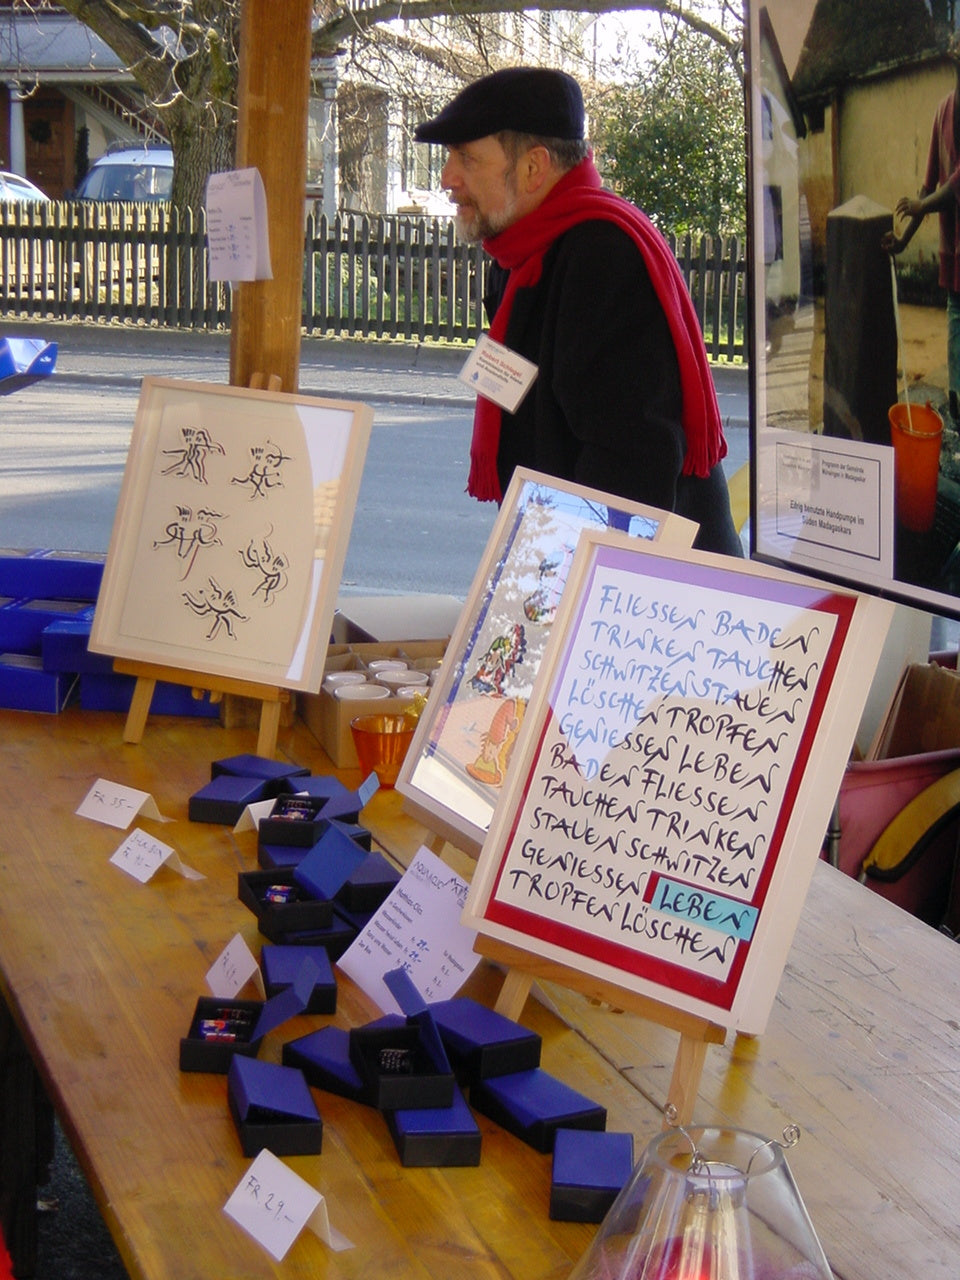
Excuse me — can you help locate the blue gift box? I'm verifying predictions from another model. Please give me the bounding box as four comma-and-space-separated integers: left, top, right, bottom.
0, 550, 103, 602
0, 597, 93, 654
40, 612, 110, 674
385, 1083, 482, 1168
293, 823, 368, 903
268, 914, 358, 957
227, 1056, 323, 1157
329, 818, 372, 852
257, 793, 328, 847
261, 944, 336, 1014
348, 968, 455, 1111
282, 1025, 370, 1103
237, 868, 334, 940
78, 672, 220, 718
550, 1128, 634, 1222
212, 753, 310, 783
469, 1069, 607, 1153
180, 960, 320, 1074
334, 849, 400, 913
429, 996, 542, 1083
189, 774, 272, 825
0, 653, 77, 713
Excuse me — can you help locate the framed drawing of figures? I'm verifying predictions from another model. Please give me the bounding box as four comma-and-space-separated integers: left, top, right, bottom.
90, 377, 372, 693
396, 468, 698, 856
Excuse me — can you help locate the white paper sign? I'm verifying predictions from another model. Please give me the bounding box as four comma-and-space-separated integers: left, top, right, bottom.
206, 932, 264, 999
109, 827, 203, 883
337, 845, 480, 1014
232, 797, 277, 833
223, 1149, 353, 1261
458, 333, 538, 413
76, 778, 167, 829
205, 167, 272, 282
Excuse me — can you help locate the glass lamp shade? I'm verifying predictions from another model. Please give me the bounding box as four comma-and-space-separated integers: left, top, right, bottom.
567, 1125, 833, 1280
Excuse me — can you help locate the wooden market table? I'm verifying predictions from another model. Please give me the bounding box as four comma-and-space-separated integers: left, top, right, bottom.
0, 703, 958, 1280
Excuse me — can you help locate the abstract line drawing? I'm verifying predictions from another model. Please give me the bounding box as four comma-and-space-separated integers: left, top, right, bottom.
239, 532, 289, 605
182, 578, 249, 640
153, 505, 225, 580
231, 440, 293, 498
160, 426, 225, 484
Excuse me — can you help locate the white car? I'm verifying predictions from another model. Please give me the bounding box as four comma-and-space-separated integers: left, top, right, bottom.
0, 171, 49, 202
72, 147, 173, 203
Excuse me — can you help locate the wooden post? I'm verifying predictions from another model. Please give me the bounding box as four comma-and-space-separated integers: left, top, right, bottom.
230, 0, 314, 393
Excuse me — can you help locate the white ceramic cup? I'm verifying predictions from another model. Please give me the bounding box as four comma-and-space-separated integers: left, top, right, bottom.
323, 670, 367, 694
375, 668, 428, 691
367, 658, 408, 673
333, 682, 389, 701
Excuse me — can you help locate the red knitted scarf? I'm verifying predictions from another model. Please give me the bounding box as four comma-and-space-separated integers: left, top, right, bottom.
468, 156, 725, 502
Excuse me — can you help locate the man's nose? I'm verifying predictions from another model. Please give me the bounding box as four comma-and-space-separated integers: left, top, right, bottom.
440, 153, 460, 191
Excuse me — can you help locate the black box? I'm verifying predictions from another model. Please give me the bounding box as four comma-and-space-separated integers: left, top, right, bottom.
292, 823, 368, 902
178, 997, 265, 1074
384, 1083, 481, 1167
189, 774, 272, 825
334, 849, 401, 913
238, 868, 334, 940
272, 914, 357, 958
282, 1025, 372, 1103
430, 996, 542, 1084
469, 1069, 606, 1153
212, 753, 310, 785
261, 944, 336, 1014
550, 1128, 634, 1222
227, 1056, 323, 1157
348, 968, 455, 1110
257, 794, 328, 847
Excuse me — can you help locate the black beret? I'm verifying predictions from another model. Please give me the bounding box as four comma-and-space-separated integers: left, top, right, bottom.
414, 67, 584, 145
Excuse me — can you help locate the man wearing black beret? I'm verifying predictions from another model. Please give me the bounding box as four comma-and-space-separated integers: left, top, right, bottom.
415, 66, 742, 555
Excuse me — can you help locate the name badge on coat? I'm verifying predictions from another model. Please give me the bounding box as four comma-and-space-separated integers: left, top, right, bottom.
458, 333, 538, 413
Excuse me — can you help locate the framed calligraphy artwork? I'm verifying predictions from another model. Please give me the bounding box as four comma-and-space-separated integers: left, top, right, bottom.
396, 468, 698, 856
90, 378, 372, 693
463, 532, 893, 1035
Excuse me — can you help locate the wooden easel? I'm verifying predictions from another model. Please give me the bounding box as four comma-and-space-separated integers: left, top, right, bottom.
423, 832, 725, 1126
116, 372, 290, 759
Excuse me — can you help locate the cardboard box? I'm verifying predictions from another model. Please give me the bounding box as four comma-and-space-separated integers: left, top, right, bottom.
549, 1129, 634, 1222
469, 1069, 607, 1154
869, 661, 960, 759
333, 594, 464, 644
299, 639, 447, 768
227, 1056, 323, 1158
384, 1083, 481, 1168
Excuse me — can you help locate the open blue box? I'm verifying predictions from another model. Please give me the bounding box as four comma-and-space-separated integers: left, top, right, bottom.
469, 1069, 607, 1153
257, 793, 328, 847
430, 996, 542, 1084
179, 959, 319, 1074
385, 1082, 482, 1168
189, 773, 272, 825
550, 1128, 634, 1222
334, 849, 400, 913
237, 867, 335, 940
348, 968, 455, 1111
227, 1056, 323, 1157
283, 1025, 372, 1104
261, 944, 336, 1013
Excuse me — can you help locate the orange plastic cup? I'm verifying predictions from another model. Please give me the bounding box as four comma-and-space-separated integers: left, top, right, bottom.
350, 712, 417, 789
889, 400, 943, 533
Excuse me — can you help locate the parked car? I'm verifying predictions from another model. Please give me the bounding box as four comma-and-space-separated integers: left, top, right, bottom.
71, 147, 173, 203
0, 171, 50, 202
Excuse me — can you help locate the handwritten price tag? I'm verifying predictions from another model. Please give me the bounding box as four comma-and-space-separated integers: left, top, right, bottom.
77, 778, 167, 829
206, 933, 263, 999
109, 828, 204, 883
223, 1149, 352, 1260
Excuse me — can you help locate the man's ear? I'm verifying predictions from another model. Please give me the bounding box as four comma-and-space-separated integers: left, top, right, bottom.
518, 145, 554, 196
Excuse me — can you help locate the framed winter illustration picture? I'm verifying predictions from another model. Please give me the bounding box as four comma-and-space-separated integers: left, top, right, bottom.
90, 377, 372, 693
396, 468, 698, 856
